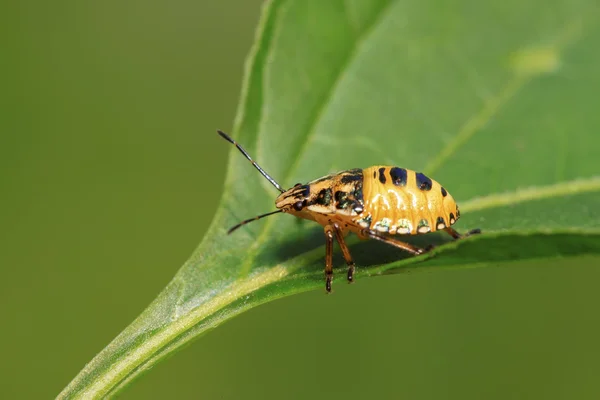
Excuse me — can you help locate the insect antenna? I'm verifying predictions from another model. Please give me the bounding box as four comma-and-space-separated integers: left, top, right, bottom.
227, 210, 283, 234
217, 130, 285, 193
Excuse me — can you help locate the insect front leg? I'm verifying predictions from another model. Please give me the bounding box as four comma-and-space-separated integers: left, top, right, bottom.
331, 223, 356, 284
324, 225, 335, 293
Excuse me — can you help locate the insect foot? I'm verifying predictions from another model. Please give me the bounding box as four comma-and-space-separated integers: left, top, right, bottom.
347, 263, 356, 283
325, 274, 333, 293
467, 228, 482, 236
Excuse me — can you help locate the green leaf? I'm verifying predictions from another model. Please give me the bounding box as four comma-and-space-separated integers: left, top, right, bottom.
59, 0, 600, 397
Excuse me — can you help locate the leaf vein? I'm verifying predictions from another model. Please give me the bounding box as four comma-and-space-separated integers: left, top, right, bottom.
424, 16, 588, 176
462, 176, 600, 213
424, 74, 528, 176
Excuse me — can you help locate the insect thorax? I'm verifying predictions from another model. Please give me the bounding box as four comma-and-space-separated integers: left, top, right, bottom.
273, 168, 365, 218
271, 168, 363, 220
304, 168, 365, 217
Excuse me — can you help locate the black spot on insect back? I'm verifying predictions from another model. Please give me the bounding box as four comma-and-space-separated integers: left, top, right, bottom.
335, 191, 347, 202
335, 191, 349, 210
340, 169, 363, 184
378, 167, 386, 184
315, 188, 333, 206
390, 167, 407, 186
441, 186, 447, 197
350, 181, 364, 213
353, 181, 363, 204
416, 172, 432, 191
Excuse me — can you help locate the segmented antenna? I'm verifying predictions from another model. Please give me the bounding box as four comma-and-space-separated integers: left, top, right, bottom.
217, 130, 285, 193
226, 210, 283, 234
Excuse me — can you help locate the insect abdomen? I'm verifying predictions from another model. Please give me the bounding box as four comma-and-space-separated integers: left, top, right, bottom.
356, 166, 459, 235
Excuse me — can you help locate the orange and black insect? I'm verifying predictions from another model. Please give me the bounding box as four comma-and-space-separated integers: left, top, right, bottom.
219, 130, 480, 292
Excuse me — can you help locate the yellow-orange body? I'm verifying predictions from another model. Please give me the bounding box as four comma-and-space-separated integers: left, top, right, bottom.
275, 166, 460, 238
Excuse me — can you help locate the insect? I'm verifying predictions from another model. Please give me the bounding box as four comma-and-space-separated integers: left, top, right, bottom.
218, 130, 480, 292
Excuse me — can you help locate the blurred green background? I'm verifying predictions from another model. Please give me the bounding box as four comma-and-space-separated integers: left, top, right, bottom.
2, 1, 600, 399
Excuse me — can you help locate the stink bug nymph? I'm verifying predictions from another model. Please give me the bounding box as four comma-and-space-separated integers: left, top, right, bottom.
218, 130, 480, 292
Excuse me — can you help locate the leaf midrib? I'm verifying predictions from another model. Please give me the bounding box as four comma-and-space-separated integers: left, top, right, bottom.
461, 176, 600, 213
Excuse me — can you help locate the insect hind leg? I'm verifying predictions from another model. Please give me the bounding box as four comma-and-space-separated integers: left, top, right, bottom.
444, 227, 482, 239
361, 229, 425, 255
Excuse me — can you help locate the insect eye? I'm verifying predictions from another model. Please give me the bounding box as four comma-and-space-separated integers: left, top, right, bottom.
293, 201, 304, 211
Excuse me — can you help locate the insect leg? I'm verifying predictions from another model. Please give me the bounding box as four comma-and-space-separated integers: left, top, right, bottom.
331, 224, 356, 283
444, 227, 462, 239
444, 227, 482, 239
324, 225, 335, 293
362, 229, 425, 255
